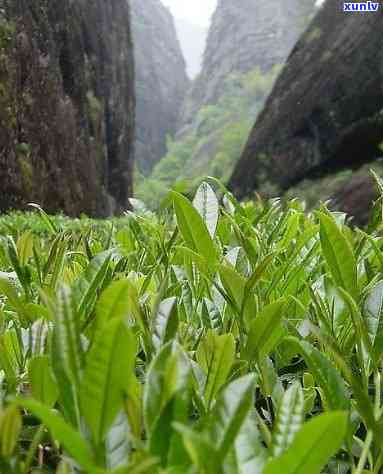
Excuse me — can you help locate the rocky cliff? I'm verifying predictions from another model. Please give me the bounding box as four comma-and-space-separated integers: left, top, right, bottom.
131, 0, 189, 175
0, 0, 135, 216
142, 0, 316, 196
181, 0, 316, 127
229, 0, 383, 223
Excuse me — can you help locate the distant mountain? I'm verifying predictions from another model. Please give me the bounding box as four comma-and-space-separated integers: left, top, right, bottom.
131, 0, 189, 175
174, 18, 208, 79
180, 0, 316, 126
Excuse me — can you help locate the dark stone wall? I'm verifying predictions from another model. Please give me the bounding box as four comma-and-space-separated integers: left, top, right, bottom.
0, 0, 135, 216
229, 0, 383, 215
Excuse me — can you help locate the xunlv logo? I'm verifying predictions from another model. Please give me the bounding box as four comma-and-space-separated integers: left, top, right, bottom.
344, 1, 380, 11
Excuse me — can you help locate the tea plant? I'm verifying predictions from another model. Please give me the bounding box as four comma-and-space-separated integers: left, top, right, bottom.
0, 177, 383, 473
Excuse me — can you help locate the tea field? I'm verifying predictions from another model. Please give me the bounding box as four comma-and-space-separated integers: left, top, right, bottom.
1, 177, 383, 473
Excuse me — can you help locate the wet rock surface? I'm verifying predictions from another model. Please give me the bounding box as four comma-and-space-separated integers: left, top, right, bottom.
0, 0, 135, 216
229, 1, 383, 223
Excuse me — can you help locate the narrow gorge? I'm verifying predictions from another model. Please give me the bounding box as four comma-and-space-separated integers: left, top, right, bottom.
137, 0, 317, 206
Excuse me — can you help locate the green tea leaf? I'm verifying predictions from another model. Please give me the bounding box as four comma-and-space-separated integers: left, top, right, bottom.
144, 343, 190, 430
0, 405, 21, 457
28, 355, 59, 407
96, 279, 140, 328
363, 280, 383, 358
52, 285, 83, 389
152, 297, 179, 350
28, 203, 58, 234
244, 299, 287, 362
319, 213, 358, 299
80, 320, 137, 445
15, 398, 96, 470
105, 411, 130, 470
209, 374, 255, 459
174, 423, 219, 473
288, 338, 349, 411
193, 181, 219, 238
172, 191, 217, 264
272, 383, 304, 457
218, 264, 246, 312
56, 460, 75, 474
0, 275, 29, 326
74, 251, 112, 318
16, 231, 34, 266
264, 412, 348, 474
233, 411, 267, 474
143, 342, 191, 465
196, 330, 235, 407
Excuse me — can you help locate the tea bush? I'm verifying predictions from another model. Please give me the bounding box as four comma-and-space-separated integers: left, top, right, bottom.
0, 177, 383, 473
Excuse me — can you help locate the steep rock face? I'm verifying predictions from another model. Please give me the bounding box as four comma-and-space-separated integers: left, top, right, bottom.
131, 0, 189, 175
285, 163, 383, 226
229, 1, 383, 223
181, 0, 315, 127
0, 0, 135, 216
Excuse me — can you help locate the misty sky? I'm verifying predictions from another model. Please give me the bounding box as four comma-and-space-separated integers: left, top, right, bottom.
161, 0, 217, 26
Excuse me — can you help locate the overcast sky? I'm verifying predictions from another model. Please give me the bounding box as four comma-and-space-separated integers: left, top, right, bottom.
161, 0, 217, 27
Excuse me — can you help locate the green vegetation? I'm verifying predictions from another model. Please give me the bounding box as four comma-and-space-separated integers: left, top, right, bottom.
0, 18, 16, 132
286, 161, 383, 210
1, 178, 383, 472
86, 91, 102, 126
135, 66, 281, 209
